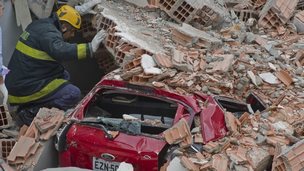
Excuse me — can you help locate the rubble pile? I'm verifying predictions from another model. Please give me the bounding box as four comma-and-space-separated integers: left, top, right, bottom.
77, 0, 304, 170
0, 108, 65, 170
0, 105, 16, 169
2, 0, 304, 170
160, 110, 304, 170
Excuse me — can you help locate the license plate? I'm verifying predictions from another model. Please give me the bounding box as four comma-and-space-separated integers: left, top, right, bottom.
93, 157, 120, 171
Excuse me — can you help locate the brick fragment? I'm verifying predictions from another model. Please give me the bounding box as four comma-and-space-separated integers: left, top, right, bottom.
163, 118, 192, 145
180, 156, 199, 171
294, 50, 304, 67
258, 0, 298, 29
203, 141, 222, 154
239, 112, 251, 125
247, 147, 272, 171
159, 0, 196, 23
18, 125, 28, 139
0, 105, 12, 129
0, 139, 16, 160
266, 135, 290, 146
194, 134, 203, 144
297, 0, 304, 10
170, 23, 222, 49
293, 11, 304, 33
233, 9, 258, 22
121, 67, 143, 80
124, 57, 142, 70
224, 112, 240, 134
153, 53, 173, 68
191, 4, 221, 27
226, 148, 248, 165
212, 154, 228, 171
275, 70, 293, 86
206, 54, 234, 73
251, 0, 267, 10
274, 139, 304, 171
148, 0, 159, 6
34, 119, 56, 134
7, 136, 35, 162
255, 36, 268, 46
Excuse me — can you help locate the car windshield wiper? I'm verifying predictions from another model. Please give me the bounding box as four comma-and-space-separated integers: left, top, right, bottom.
97, 117, 141, 135
79, 117, 163, 140
77, 120, 114, 140
79, 117, 141, 136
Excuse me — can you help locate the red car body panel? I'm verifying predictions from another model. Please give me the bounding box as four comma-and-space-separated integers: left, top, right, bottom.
59, 79, 227, 170
60, 124, 164, 170
195, 93, 228, 143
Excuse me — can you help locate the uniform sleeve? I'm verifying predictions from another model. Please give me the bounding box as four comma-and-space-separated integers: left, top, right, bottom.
39, 29, 92, 61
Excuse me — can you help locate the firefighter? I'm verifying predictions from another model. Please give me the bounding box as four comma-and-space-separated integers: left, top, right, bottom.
5, 4, 106, 126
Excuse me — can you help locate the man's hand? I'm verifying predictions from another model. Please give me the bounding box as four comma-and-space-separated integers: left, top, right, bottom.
75, 0, 102, 15
91, 30, 107, 53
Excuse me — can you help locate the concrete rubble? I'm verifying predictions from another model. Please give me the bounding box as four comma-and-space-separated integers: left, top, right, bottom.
0, 107, 65, 170
80, 0, 304, 170
1, 0, 304, 170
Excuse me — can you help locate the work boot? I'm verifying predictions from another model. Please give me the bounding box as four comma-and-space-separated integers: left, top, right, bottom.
16, 107, 40, 126
8, 106, 22, 126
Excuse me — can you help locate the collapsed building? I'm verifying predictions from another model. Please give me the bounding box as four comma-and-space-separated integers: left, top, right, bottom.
0, 0, 303, 170
88, 0, 304, 170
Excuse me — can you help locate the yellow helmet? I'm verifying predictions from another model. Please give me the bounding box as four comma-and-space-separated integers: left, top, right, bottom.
56, 5, 81, 29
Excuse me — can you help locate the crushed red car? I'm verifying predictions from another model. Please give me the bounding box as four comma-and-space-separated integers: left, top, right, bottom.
55, 78, 266, 171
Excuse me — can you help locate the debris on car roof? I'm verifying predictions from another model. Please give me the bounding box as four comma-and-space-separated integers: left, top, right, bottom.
88, 0, 304, 170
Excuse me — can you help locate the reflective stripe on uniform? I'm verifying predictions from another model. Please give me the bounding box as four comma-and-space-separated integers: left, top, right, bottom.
16, 41, 55, 61
8, 79, 67, 104
77, 43, 87, 60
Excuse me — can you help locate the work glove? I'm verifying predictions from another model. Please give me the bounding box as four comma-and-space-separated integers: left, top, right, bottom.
91, 30, 107, 53
75, 0, 102, 15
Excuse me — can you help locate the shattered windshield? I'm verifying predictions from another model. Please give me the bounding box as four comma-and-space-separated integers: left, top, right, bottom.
83, 89, 179, 136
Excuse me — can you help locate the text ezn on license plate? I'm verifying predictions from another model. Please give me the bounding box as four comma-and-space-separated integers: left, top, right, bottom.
93, 157, 120, 171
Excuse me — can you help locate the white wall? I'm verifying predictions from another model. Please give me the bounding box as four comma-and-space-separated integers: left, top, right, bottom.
0, 0, 22, 66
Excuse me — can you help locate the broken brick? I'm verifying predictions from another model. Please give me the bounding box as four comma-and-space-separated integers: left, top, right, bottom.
163, 118, 191, 145
180, 156, 199, 171
154, 53, 173, 68
7, 136, 35, 162
295, 50, 304, 67
226, 148, 248, 165
203, 141, 220, 153
212, 154, 228, 171
224, 112, 241, 134
275, 139, 304, 171
0, 139, 16, 160
0, 105, 12, 129
247, 147, 271, 171
294, 11, 304, 33
266, 135, 290, 146
170, 23, 222, 49
258, 0, 298, 29
194, 134, 203, 144
275, 70, 293, 86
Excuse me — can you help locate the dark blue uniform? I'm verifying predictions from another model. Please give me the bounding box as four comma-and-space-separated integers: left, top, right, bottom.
6, 14, 92, 125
